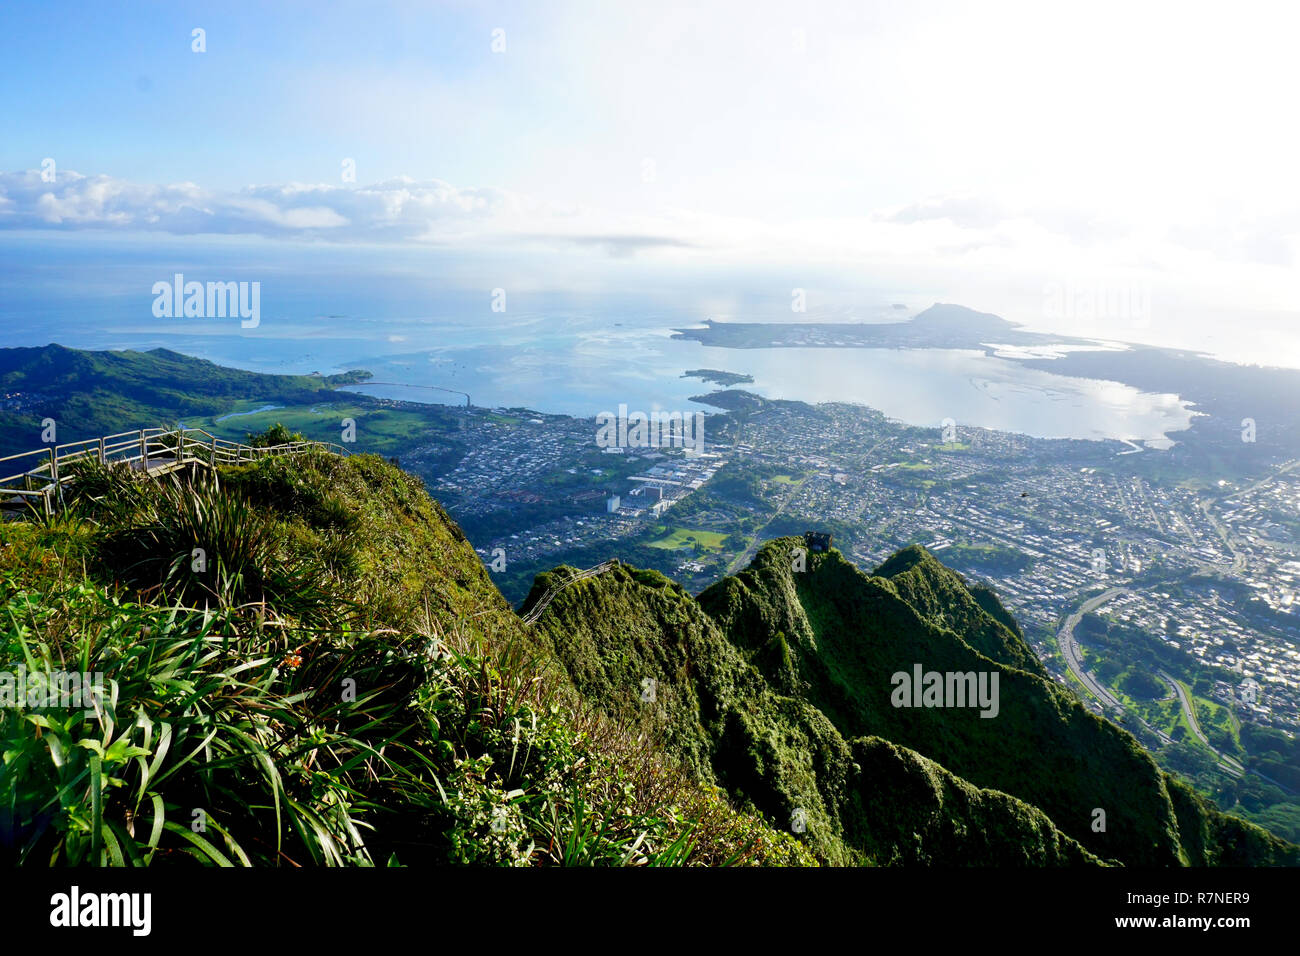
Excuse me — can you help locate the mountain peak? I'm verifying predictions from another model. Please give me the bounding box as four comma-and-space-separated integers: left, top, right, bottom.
873, 543, 936, 577
910, 303, 1018, 331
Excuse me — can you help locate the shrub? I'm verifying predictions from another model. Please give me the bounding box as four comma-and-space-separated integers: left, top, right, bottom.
0, 582, 442, 866
96, 471, 345, 625
246, 423, 308, 448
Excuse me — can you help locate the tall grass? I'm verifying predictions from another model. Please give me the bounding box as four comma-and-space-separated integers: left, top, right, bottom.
3, 450, 813, 867
0, 581, 442, 866
417, 613, 811, 866
69, 466, 348, 625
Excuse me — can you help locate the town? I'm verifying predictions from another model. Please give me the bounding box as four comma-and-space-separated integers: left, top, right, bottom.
379, 392, 1300, 759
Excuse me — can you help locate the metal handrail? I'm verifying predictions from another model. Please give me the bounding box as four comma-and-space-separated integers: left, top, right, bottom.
0, 427, 350, 516
520, 560, 619, 625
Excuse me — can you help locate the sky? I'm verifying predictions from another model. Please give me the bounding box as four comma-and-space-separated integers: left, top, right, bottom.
4, 0, 1300, 363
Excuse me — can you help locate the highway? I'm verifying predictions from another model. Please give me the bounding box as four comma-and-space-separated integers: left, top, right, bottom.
1056, 587, 1130, 711
1056, 588, 1251, 776
1158, 670, 1245, 776
1160, 670, 1210, 747
1056, 587, 1175, 747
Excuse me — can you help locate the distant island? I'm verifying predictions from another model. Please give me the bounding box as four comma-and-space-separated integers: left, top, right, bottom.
673, 303, 1300, 461
674, 304, 1044, 351
682, 368, 754, 387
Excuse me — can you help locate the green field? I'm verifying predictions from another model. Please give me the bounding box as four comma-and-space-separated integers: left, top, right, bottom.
644, 527, 729, 552
189, 400, 439, 456
1184, 683, 1243, 751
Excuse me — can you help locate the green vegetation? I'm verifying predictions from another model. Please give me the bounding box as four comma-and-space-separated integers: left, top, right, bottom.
644, 527, 729, 553
524, 556, 1093, 864
681, 369, 754, 387
1, 432, 808, 867
941, 540, 1034, 575
1057, 609, 1300, 849
4, 413, 1297, 866
193, 403, 441, 458
529, 539, 1300, 866
0, 345, 370, 457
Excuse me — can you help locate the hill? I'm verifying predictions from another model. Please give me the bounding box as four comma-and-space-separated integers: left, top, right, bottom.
0, 344, 370, 457
0, 444, 806, 866
907, 302, 1020, 333
527, 538, 1300, 866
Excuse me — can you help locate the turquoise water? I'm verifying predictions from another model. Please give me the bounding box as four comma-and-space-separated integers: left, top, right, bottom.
214, 404, 283, 422
0, 235, 1193, 443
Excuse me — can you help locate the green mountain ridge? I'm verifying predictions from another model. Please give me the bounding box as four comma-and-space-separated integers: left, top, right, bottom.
2, 449, 812, 866
528, 538, 1300, 866
0, 344, 369, 456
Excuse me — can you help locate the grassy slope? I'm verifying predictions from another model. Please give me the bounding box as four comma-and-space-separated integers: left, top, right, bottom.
1, 451, 808, 866
735, 542, 1299, 865
0, 344, 368, 456
702, 542, 1181, 864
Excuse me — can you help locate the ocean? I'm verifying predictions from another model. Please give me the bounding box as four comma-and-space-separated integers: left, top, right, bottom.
0, 233, 1203, 443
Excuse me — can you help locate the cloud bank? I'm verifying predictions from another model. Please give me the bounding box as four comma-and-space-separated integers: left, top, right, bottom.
0, 169, 525, 240
4, 167, 1300, 327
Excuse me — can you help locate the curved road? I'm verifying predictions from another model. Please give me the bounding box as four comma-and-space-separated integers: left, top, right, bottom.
1056, 588, 1130, 712
1059, 588, 1284, 789
1158, 670, 1245, 776
1159, 670, 1210, 747
1057, 588, 1173, 747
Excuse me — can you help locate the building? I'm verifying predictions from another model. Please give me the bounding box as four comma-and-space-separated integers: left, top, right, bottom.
1241, 677, 1261, 705
805, 531, 832, 553
606, 495, 620, 513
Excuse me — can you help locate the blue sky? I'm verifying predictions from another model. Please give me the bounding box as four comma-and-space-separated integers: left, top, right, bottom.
0, 1, 540, 189
4, 1, 1300, 364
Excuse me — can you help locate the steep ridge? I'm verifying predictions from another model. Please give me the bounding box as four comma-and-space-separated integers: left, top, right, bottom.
847, 737, 1098, 866
525, 562, 855, 859
527, 558, 1103, 864
873, 545, 1046, 677
700, 541, 1180, 863
533, 537, 1300, 866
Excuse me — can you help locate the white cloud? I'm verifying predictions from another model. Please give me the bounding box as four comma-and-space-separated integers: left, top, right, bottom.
0, 170, 522, 240
0, 169, 713, 256
5, 165, 1300, 329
